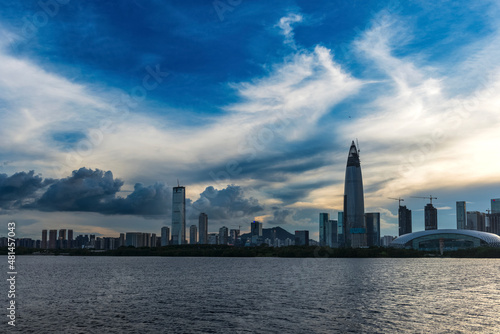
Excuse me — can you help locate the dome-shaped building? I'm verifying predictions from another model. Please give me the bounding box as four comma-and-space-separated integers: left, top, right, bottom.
390, 229, 500, 251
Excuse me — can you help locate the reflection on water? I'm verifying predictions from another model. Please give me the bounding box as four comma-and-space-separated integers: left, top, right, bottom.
3, 256, 500, 333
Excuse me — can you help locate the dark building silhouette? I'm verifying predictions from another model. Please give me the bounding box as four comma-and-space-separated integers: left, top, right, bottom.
250, 221, 263, 245
295, 230, 309, 246
319, 213, 329, 247
467, 211, 486, 231
365, 212, 380, 247
171, 186, 186, 245
48, 230, 57, 249
190, 225, 197, 244
198, 213, 208, 244
456, 201, 466, 229
337, 211, 345, 247
327, 219, 338, 248
67, 229, 73, 249
41, 229, 47, 249
343, 141, 366, 247
488, 213, 500, 235
425, 204, 437, 230
398, 206, 412, 236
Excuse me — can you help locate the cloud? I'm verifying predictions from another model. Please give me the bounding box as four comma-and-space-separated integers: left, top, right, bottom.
276, 13, 303, 48
32, 167, 124, 212
266, 208, 293, 225
340, 11, 500, 203
0, 170, 54, 209
1, 168, 264, 222
191, 185, 263, 220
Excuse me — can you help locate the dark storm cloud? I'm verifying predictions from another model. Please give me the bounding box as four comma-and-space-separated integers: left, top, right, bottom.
29, 168, 171, 216
2, 168, 261, 219
266, 208, 293, 225
265, 180, 339, 205
105, 182, 171, 216
191, 185, 263, 220
0, 170, 54, 209
33, 167, 124, 212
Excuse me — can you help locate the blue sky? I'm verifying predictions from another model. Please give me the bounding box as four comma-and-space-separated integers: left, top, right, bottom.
1, 0, 499, 240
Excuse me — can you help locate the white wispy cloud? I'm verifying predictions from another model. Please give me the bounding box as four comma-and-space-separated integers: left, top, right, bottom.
276, 13, 303, 48
340, 13, 500, 207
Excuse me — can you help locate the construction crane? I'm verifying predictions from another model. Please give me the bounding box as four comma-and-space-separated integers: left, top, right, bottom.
411, 195, 438, 205
388, 197, 405, 206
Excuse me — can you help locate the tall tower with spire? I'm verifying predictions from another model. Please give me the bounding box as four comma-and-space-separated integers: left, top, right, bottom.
343, 140, 367, 247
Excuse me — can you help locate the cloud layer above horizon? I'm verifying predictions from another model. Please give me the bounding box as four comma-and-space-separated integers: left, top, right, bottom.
1, 0, 500, 238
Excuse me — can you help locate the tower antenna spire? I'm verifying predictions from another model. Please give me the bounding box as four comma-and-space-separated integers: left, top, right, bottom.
177, 179, 180, 187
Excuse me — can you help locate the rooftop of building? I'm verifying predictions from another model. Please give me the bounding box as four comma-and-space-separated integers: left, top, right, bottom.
390, 229, 500, 248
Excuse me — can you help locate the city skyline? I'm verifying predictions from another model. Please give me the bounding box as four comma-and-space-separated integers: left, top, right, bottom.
1, 1, 500, 240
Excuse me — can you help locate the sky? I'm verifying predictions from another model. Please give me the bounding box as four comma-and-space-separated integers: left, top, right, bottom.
0, 0, 499, 240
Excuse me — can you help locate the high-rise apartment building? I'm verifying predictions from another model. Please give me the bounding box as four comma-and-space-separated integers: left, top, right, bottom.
41, 230, 47, 249
456, 201, 466, 229
399, 206, 412, 236
125, 232, 150, 247
219, 226, 228, 245
337, 212, 344, 247
365, 212, 380, 247
190, 225, 198, 244
250, 221, 263, 245
319, 213, 329, 246
467, 211, 486, 231
48, 230, 57, 249
294, 230, 309, 246
229, 229, 240, 245
198, 213, 208, 244
171, 186, 186, 245
58, 229, 66, 248
67, 229, 73, 249
161, 226, 170, 246
343, 141, 366, 247
491, 198, 500, 214
326, 219, 338, 248
424, 203, 438, 230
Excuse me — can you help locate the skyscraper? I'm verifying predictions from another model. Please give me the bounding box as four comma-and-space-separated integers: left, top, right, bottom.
190, 225, 198, 244
294, 230, 309, 246
398, 206, 412, 236
326, 219, 338, 248
466, 211, 486, 231
319, 213, 329, 246
41, 230, 47, 249
171, 186, 186, 245
67, 229, 73, 249
219, 226, 228, 245
161, 226, 170, 246
365, 212, 380, 247
250, 221, 262, 245
229, 229, 240, 245
456, 201, 466, 229
48, 230, 57, 249
425, 203, 438, 230
343, 141, 366, 247
198, 213, 208, 244
337, 211, 344, 247
58, 229, 66, 248
491, 198, 500, 214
